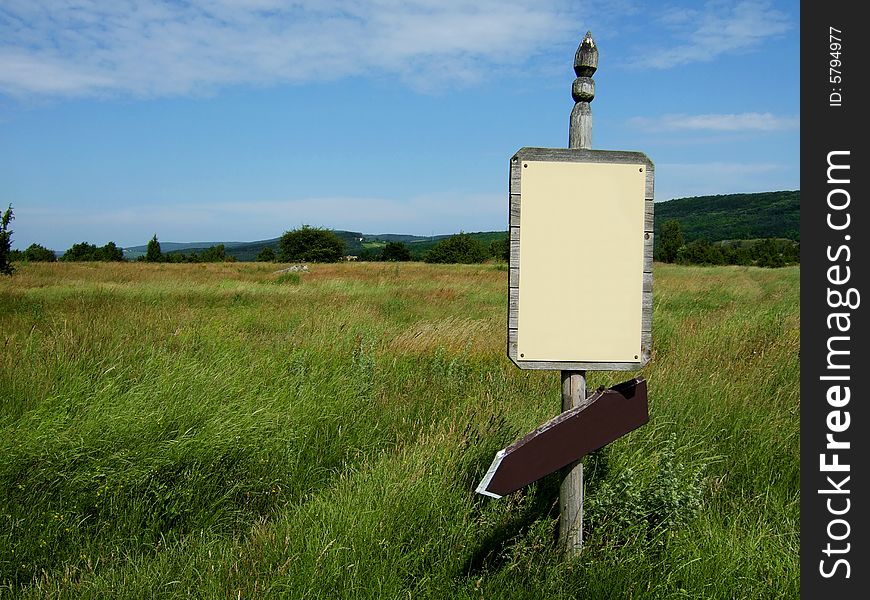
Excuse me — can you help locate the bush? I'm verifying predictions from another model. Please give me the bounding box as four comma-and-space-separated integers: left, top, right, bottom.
256, 246, 276, 262
199, 244, 226, 262
279, 226, 345, 263
585, 434, 706, 550
656, 220, 684, 263
60, 241, 126, 262
22, 244, 57, 262
380, 241, 411, 262
488, 237, 509, 262
424, 233, 487, 264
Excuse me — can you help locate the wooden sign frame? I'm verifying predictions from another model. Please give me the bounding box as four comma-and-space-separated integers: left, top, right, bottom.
508, 147, 654, 371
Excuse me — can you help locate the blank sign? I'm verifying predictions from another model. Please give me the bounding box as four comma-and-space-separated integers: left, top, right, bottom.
514, 155, 647, 364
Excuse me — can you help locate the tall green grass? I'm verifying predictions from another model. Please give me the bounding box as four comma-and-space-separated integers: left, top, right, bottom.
1, 262, 798, 598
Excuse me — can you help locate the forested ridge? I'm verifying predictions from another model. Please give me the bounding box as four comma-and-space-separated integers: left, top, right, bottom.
653, 190, 799, 243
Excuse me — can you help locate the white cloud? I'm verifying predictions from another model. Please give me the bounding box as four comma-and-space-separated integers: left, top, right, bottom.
633, 1, 792, 69
629, 112, 798, 132
0, 0, 579, 98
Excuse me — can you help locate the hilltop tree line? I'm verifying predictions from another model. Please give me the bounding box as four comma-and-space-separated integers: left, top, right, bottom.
656, 220, 798, 267
137, 236, 235, 263
654, 191, 799, 242
1, 208, 796, 273
253, 227, 510, 264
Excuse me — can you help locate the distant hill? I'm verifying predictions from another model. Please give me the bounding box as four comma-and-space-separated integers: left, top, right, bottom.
402, 231, 506, 260
125, 230, 506, 262
209, 231, 366, 262
122, 190, 799, 262
654, 190, 799, 243
123, 239, 273, 260
125, 231, 364, 261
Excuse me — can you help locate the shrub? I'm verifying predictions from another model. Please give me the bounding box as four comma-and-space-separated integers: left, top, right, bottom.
424, 233, 487, 264
380, 241, 411, 262
61, 241, 126, 262
279, 226, 345, 263
22, 244, 57, 262
488, 237, 509, 262
200, 244, 227, 262
585, 434, 706, 550
656, 220, 684, 263
256, 246, 276, 262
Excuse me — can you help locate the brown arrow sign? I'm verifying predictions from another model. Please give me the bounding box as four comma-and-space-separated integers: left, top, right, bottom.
476, 377, 649, 498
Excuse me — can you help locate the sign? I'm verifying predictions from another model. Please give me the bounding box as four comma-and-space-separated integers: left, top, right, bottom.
476, 377, 649, 498
508, 148, 654, 371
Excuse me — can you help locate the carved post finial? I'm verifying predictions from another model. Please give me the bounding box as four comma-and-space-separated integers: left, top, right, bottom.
569, 31, 597, 149
574, 31, 598, 79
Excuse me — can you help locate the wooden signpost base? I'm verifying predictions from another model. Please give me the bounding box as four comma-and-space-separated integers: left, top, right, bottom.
559, 370, 587, 552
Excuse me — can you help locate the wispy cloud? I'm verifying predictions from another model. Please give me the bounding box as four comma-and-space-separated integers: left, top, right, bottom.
632, 1, 791, 69
0, 0, 579, 98
629, 112, 798, 133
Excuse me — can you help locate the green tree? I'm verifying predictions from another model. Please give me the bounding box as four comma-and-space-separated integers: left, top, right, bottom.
488, 237, 510, 261
424, 233, 487, 264
279, 226, 345, 263
60, 241, 124, 262
675, 239, 723, 265
200, 244, 227, 262
657, 220, 684, 263
61, 242, 100, 261
145, 235, 162, 262
358, 247, 380, 261
256, 246, 276, 262
101, 241, 125, 261
380, 241, 411, 262
22, 243, 57, 262
782, 241, 800, 264
0, 205, 14, 275
753, 239, 785, 268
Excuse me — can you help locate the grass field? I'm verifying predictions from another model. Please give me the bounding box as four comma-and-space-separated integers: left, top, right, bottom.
0, 261, 799, 598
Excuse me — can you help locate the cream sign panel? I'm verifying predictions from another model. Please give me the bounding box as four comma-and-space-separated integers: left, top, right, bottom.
507, 148, 654, 371
517, 160, 646, 362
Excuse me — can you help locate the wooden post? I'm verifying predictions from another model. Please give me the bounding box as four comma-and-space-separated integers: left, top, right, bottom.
559, 30, 598, 555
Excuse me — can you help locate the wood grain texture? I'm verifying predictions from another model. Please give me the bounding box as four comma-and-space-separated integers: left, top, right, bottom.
644, 233, 654, 274
568, 102, 592, 150
513, 147, 651, 166
559, 369, 587, 554
509, 196, 521, 227
573, 31, 598, 77
644, 163, 655, 200
510, 157, 522, 196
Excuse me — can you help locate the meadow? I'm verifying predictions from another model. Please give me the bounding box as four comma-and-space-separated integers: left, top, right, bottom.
0, 261, 799, 598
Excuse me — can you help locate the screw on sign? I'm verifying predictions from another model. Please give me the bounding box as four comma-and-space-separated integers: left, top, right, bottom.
479, 32, 655, 556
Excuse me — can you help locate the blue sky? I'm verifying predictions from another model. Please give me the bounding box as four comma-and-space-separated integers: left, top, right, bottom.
1, 0, 799, 251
